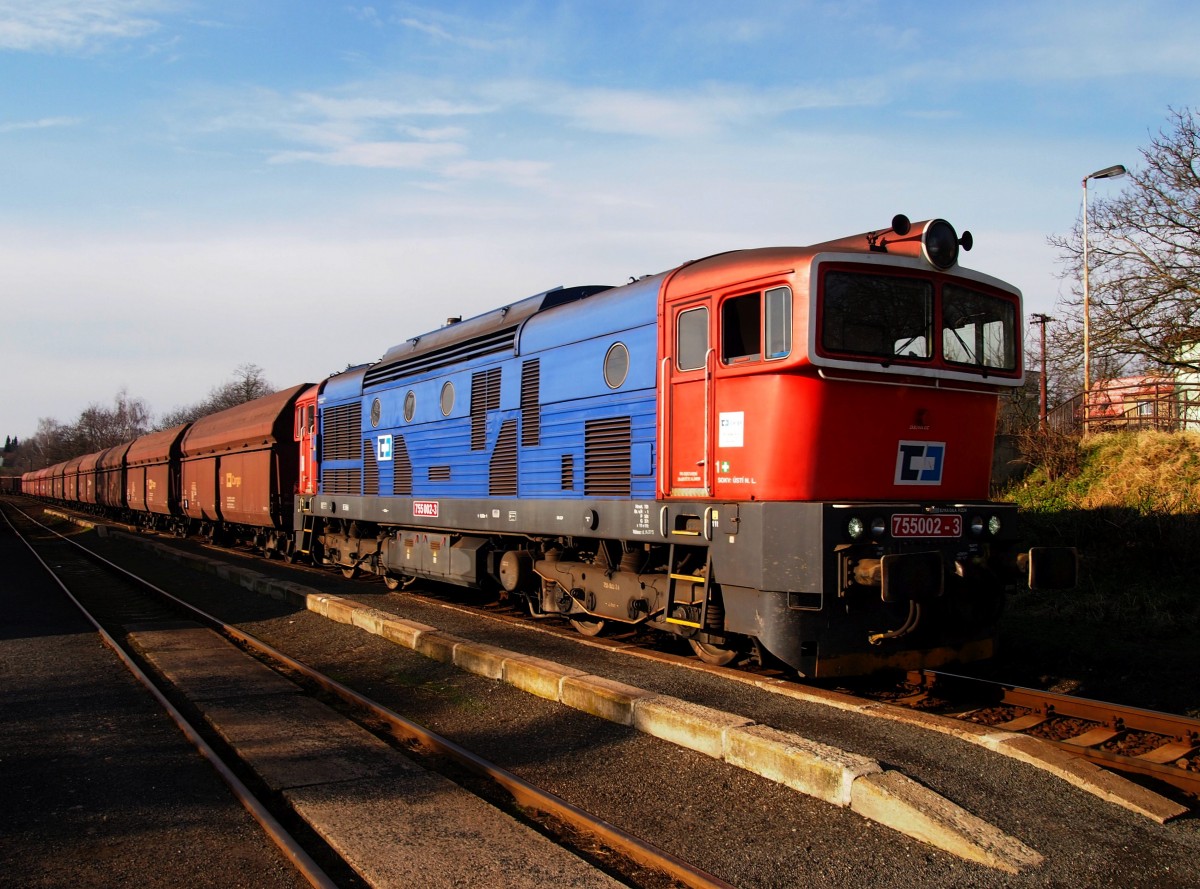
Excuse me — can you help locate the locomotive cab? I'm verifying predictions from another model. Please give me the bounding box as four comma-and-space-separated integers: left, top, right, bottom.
657, 217, 1076, 675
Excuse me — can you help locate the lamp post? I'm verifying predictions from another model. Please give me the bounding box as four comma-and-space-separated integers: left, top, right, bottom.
1031, 313, 1054, 431
1081, 163, 1127, 433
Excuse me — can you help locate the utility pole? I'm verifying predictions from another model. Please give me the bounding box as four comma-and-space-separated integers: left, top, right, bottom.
1031, 313, 1054, 431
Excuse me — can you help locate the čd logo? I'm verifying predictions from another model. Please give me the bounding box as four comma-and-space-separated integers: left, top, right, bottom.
895, 441, 945, 485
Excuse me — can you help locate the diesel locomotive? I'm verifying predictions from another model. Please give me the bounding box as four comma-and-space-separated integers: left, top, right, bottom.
23, 215, 1076, 677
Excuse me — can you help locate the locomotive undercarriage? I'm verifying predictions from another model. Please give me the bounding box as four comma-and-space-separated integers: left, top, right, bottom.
312, 517, 749, 664
299, 497, 1074, 677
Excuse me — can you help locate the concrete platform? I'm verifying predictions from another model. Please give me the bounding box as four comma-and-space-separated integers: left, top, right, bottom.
129, 621, 621, 889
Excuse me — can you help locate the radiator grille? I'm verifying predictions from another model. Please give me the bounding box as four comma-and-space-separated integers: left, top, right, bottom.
470, 368, 501, 450
429, 466, 452, 482
584, 417, 632, 497
490, 419, 518, 496
322, 403, 361, 461
364, 326, 517, 388
322, 468, 361, 495
392, 435, 412, 495
561, 453, 575, 491
521, 359, 540, 447
363, 439, 379, 495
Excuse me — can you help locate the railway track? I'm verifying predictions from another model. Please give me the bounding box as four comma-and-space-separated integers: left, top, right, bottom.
3, 504, 734, 889
314, 558, 1200, 806
316, 561, 1200, 808
894, 670, 1200, 799
21, 502, 1200, 817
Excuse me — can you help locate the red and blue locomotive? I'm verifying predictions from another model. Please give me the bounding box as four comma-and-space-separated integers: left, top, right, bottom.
23, 215, 1075, 677
292, 215, 1075, 677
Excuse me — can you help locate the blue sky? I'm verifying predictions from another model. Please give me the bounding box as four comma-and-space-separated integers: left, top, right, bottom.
2, 1, 1197, 440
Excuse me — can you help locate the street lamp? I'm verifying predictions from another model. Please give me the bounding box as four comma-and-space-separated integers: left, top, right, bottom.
1081, 163, 1127, 433
1031, 313, 1054, 431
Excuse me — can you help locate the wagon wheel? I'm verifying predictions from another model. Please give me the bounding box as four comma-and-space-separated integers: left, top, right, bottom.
569, 616, 606, 637
340, 565, 358, 580
688, 638, 738, 666
382, 573, 402, 591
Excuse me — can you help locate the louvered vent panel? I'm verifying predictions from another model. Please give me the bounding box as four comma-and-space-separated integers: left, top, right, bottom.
561, 454, 575, 491
470, 368, 502, 451
322, 469, 362, 495
392, 435, 413, 495
490, 419, 518, 496
584, 418, 632, 497
521, 359, 540, 446
429, 466, 452, 482
322, 403, 361, 461
364, 326, 518, 387
363, 439, 379, 495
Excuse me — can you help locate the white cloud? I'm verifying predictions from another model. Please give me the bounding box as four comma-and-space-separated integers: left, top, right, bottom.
0, 0, 167, 53
269, 139, 464, 168
0, 116, 81, 132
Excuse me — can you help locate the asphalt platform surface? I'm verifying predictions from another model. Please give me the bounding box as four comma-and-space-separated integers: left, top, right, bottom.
0, 519, 312, 889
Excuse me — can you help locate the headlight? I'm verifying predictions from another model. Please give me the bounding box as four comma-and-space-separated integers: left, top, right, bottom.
870, 517, 887, 538
922, 219, 961, 270
970, 516, 985, 535
848, 517, 864, 540
988, 515, 1002, 536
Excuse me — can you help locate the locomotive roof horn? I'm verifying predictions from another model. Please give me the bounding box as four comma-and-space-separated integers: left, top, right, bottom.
866, 214, 911, 252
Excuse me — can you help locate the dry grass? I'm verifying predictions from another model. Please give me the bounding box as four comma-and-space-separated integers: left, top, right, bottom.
1078, 430, 1200, 513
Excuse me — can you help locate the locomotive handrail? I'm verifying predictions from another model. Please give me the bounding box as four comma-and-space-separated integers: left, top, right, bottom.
704, 347, 715, 497
658, 357, 670, 499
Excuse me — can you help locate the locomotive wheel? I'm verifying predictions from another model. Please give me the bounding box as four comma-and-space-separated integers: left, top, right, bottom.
689, 639, 738, 666
569, 616, 606, 637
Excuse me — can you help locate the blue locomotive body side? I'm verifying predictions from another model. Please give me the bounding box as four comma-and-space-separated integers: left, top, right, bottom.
320, 276, 662, 504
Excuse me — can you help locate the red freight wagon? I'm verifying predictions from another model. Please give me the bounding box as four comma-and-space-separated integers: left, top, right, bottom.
61, 456, 85, 504
180, 384, 310, 552
78, 451, 103, 506
126, 425, 188, 529
97, 442, 132, 511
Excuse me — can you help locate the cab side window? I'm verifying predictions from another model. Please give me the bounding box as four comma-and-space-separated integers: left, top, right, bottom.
720, 286, 791, 365
721, 293, 760, 363
677, 306, 709, 371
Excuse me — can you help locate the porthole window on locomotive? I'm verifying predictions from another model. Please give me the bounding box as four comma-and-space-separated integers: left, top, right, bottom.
370, 398, 381, 428
603, 342, 629, 389
440, 381, 455, 416
403, 390, 416, 422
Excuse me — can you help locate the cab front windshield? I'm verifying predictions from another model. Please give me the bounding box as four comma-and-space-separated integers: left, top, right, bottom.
821, 271, 1016, 373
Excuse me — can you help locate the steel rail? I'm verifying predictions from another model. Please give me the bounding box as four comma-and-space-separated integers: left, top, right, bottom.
921, 670, 1200, 796
11, 503, 736, 889
1, 505, 339, 889
923, 670, 1200, 740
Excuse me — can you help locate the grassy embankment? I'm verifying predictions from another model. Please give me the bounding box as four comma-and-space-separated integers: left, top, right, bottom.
1000, 430, 1200, 715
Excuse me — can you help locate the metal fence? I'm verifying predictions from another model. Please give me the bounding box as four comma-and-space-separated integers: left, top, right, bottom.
1047, 378, 1200, 434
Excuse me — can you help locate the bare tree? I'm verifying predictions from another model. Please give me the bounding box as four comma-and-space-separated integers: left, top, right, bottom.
1049, 107, 1200, 377
23, 390, 153, 464
157, 364, 275, 429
